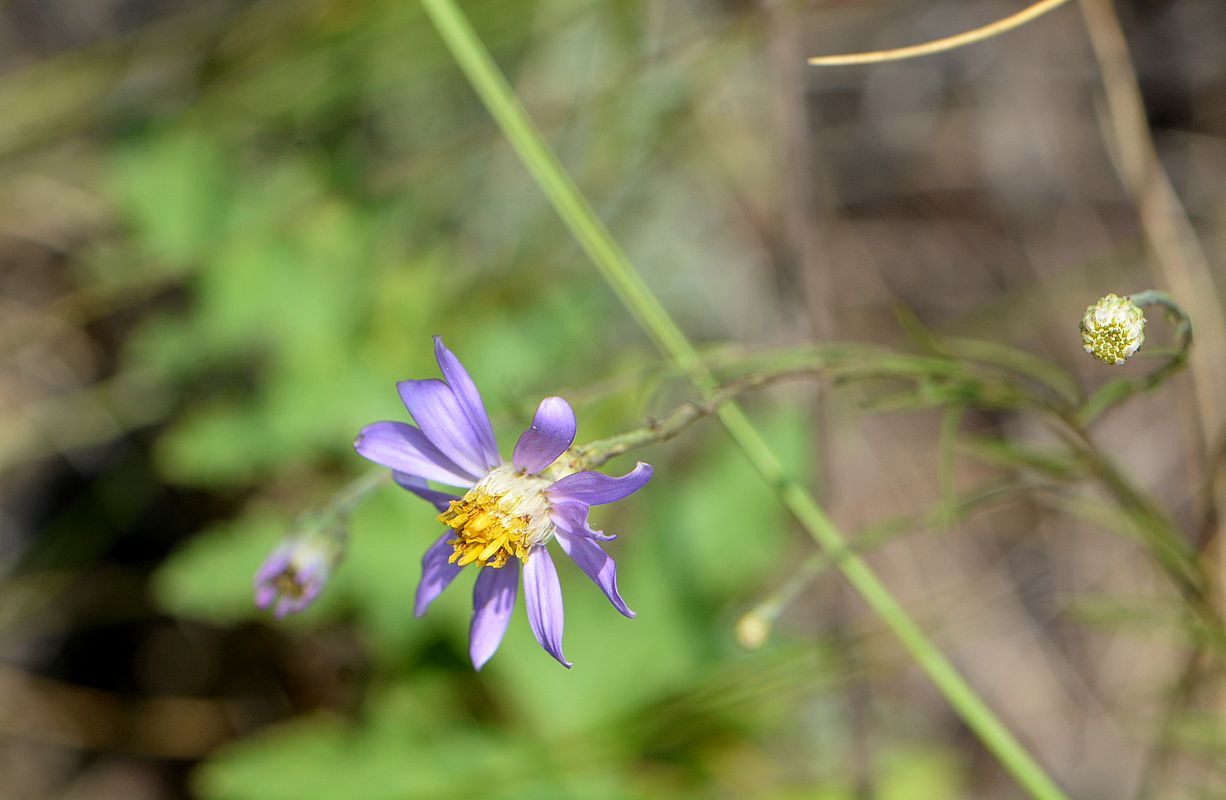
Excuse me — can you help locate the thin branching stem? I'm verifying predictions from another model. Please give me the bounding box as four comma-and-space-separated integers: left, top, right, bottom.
565, 370, 810, 471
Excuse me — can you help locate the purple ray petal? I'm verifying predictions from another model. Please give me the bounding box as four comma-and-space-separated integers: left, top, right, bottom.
523, 548, 572, 668
354, 421, 477, 488
555, 530, 634, 619
469, 560, 519, 670
255, 545, 291, 585
415, 531, 464, 617
434, 337, 501, 469
255, 583, 277, 609
546, 462, 653, 506
549, 501, 616, 541
513, 396, 577, 475
397, 379, 490, 478
393, 473, 460, 514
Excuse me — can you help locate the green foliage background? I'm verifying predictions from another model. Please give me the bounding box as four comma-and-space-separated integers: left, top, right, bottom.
97, 3, 874, 796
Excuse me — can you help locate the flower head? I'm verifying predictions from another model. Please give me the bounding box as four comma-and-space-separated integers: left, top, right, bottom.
354, 337, 651, 669
1081, 293, 1146, 365
254, 534, 338, 618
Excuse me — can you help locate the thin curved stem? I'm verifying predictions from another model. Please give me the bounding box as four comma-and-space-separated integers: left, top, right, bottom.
1078, 290, 1193, 426
808, 0, 1073, 66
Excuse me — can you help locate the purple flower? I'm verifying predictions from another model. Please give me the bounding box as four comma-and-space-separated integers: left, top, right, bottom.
354, 337, 651, 669
254, 537, 336, 618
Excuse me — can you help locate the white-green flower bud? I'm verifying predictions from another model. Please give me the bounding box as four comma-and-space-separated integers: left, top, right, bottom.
1081, 293, 1146, 365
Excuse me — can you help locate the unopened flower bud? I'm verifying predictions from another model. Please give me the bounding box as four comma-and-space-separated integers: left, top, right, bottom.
1081, 293, 1145, 365
735, 611, 771, 650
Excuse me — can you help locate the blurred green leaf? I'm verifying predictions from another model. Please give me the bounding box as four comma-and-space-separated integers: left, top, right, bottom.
879, 747, 965, 800
110, 129, 231, 268
667, 408, 808, 597
154, 400, 271, 487
195, 685, 634, 800
153, 509, 286, 625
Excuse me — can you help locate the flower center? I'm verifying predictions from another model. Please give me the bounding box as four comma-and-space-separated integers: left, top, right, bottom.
439, 465, 554, 569
1083, 323, 1140, 365
273, 568, 308, 599
1081, 293, 1145, 365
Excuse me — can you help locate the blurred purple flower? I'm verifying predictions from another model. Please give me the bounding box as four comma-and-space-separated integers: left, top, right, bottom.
354, 336, 651, 669
254, 536, 336, 619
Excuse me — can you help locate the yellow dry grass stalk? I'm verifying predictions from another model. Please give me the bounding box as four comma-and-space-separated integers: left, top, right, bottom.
808, 0, 1073, 66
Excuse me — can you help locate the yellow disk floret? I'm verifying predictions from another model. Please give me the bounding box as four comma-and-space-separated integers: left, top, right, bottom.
1081, 293, 1146, 365
438, 464, 555, 569
440, 491, 533, 568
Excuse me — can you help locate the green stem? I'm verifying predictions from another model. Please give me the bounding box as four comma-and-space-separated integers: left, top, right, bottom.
327, 469, 392, 518
419, 2, 1069, 798
567, 369, 811, 470
298, 469, 390, 539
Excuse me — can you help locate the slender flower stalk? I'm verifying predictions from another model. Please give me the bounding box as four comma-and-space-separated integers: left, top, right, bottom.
418, 3, 1070, 797
355, 337, 650, 669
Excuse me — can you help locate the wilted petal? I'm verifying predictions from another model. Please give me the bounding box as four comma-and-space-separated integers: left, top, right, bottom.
254, 538, 334, 617
523, 548, 571, 668
546, 462, 652, 506
393, 473, 460, 513
397, 379, 490, 478
513, 396, 576, 474
415, 531, 464, 617
434, 337, 501, 469
469, 560, 519, 670
555, 530, 634, 619
354, 421, 477, 488
550, 501, 615, 541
